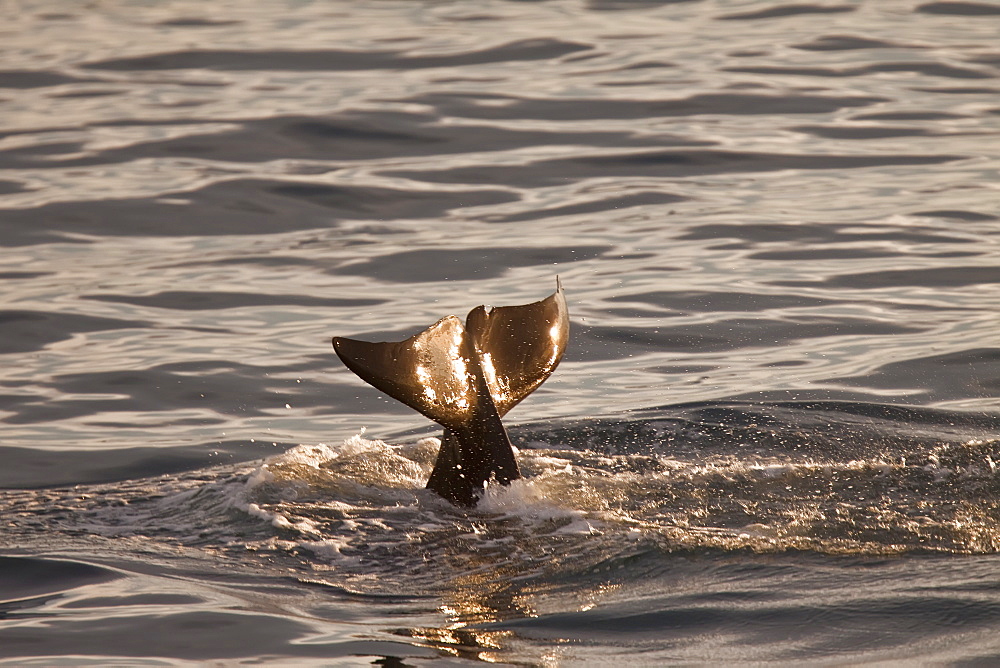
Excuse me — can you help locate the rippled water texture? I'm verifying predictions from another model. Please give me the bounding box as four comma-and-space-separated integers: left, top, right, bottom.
2, 0, 1000, 664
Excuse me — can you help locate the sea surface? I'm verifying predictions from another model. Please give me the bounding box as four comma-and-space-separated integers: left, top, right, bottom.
2, 0, 1000, 664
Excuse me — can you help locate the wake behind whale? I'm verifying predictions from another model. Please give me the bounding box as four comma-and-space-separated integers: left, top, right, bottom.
332, 280, 568, 506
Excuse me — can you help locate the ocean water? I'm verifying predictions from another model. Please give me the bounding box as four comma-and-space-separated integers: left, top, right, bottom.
2, 0, 1000, 664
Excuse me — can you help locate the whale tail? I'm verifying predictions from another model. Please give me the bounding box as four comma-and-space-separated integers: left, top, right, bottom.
332, 279, 569, 506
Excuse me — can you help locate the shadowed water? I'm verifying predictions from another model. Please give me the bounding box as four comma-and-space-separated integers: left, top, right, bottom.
2, 0, 1000, 664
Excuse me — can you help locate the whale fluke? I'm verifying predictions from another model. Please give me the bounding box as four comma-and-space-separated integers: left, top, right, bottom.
332, 279, 568, 506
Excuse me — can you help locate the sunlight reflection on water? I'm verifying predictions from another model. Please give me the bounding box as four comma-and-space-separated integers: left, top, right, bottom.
2, 0, 1000, 664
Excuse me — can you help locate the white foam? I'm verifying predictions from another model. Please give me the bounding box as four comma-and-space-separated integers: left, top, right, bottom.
244, 502, 320, 536
477, 476, 591, 527
244, 443, 339, 492
245, 465, 275, 490
272, 442, 340, 468
299, 537, 352, 560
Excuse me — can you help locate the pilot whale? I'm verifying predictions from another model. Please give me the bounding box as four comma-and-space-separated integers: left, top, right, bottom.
332, 280, 569, 506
